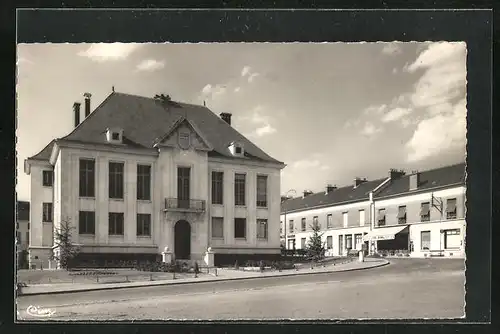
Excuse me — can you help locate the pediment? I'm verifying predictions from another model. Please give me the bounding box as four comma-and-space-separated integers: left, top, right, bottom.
156, 118, 212, 151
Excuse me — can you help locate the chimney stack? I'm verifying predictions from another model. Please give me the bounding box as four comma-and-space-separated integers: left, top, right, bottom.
389, 168, 406, 180
83, 92, 92, 118
326, 184, 337, 194
73, 102, 81, 128
354, 177, 367, 188
303, 190, 313, 198
409, 170, 420, 191
220, 112, 232, 126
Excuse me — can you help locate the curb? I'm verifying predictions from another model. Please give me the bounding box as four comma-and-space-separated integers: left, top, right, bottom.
19, 260, 390, 297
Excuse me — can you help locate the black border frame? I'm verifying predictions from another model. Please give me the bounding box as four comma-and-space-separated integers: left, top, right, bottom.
2, 3, 494, 334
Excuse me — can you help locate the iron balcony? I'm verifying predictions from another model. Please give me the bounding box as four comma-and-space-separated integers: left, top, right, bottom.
164, 198, 206, 213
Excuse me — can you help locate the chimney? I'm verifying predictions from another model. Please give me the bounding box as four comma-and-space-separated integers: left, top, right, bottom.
83, 92, 92, 118
303, 190, 313, 198
389, 168, 406, 180
326, 184, 337, 194
73, 102, 81, 128
220, 112, 232, 126
409, 170, 420, 191
354, 177, 367, 187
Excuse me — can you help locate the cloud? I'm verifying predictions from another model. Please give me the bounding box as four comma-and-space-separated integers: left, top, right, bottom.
363, 104, 387, 116
241, 66, 251, 77
320, 165, 331, 171
136, 59, 165, 72
406, 98, 466, 162
381, 107, 412, 123
360, 122, 383, 137
405, 42, 466, 108
17, 57, 34, 65
392, 68, 398, 74
402, 42, 467, 161
291, 156, 330, 171
255, 124, 277, 137
201, 84, 227, 100
78, 43, 141, 62
248, 73, 260, 83
240, 105, 278, 139
234, 87, 241, 93
382, 43, 402, 55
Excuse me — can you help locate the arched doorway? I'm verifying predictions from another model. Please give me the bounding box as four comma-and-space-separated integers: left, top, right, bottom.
174, 220, 191, 260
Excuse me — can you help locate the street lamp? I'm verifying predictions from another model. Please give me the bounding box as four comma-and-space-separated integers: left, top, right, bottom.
282, 189, 296, 250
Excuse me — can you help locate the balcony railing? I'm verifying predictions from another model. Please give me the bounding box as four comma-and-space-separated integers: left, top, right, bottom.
164, 198, 206, 213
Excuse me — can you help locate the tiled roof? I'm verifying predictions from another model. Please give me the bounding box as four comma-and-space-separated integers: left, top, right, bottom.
28, 140, 55, 161
17, 201, 30, 221
28, 92, 283, 165
374, 162, 466, 198
281, 178, 387, 214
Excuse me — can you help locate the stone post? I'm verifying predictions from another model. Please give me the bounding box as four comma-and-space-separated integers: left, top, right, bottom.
204, 247, 214, 267
162, 246, 172, 264
359, 250, 365, 262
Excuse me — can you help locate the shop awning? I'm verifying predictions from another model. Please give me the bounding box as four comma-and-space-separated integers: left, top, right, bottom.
363, 225, 409, 242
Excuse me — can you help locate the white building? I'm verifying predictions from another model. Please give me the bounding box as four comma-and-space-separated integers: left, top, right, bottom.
25, 91, 285, 268
366, 163, 466, 258
280, 178, 388, 257
281, 163, 466, 258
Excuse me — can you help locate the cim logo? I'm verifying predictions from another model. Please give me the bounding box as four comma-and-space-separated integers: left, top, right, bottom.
26, 305, 56, 317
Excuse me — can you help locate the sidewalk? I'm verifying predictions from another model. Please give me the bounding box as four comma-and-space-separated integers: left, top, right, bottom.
19, 258, 389, 296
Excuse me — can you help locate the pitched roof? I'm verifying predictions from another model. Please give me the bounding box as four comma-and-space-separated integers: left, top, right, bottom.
281, 178, 387, 214
27, 140, 55, 161
28, 92, 283, 165
17, 201, 30, 221
374, 162, 466, 199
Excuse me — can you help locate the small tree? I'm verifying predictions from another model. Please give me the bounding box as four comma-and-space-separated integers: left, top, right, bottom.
306, 223, 326, 262
51, 218, 80, 270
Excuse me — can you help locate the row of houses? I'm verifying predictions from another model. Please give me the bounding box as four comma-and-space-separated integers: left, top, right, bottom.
280, 163, 466, 258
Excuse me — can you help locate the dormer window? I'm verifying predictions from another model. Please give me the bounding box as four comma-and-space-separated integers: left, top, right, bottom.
106, 127, 123, 144
229, 141, 244, 157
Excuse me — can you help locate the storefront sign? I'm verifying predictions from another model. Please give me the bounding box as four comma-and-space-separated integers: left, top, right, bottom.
372, 234, 395, 241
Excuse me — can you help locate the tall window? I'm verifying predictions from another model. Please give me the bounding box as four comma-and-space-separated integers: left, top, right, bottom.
327, 214, 333, 229
289, 220, 294, 233
109, 212, 124, 235
398, 206, 407, 224
137, 165, 151, 200
421, 231, 431, 250
301, 237, 306, 249
338, 235, 344, 255
345, 234, 353, 250
377, 209, 386, 226
136, 214, 151, 236
234, 173, 246, 206
301, 218, 306, 231
355, 234, 362, 249
342, 212, 348, 228
256, 175, 268, 207
446, 198, 457, 219
326, 236, 333, 249
444, 229, 461, 249
42, 203, 53, 222
109, 162, 124, 199
42, 170, 54, 187
359, 209, 365, 226
420, 202, 430, 222
257, 219, 268, 240
212, 217, 224, 238
313, 216, 319, 229
79, 159, 95, 197
79, 211, 95, 235
211, 171, 224, 205
234, 218, 246, 239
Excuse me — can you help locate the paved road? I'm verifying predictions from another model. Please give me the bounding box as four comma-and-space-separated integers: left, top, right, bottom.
17, 258, 465, 320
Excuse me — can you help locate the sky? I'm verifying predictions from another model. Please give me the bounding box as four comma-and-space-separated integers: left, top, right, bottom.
16, 42, 467, 201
